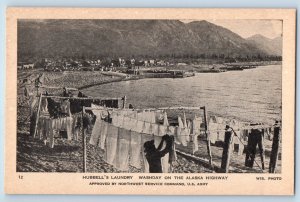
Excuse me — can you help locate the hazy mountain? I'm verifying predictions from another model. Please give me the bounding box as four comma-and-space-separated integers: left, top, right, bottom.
18, 19, 273, 60
246, 34, 282, 56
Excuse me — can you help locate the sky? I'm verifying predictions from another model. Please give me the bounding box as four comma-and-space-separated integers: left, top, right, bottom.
181, 19, 282, 39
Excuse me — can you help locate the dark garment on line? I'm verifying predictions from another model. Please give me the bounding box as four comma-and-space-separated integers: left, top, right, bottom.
144, 135, 172, 173
245, 129, 265, 168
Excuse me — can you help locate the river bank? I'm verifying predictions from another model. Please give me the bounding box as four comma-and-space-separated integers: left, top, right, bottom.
17, 65, 282, 173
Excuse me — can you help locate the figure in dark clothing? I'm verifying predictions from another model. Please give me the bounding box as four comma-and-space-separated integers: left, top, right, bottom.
245, 128, 265, 169
144, 134, 173, 173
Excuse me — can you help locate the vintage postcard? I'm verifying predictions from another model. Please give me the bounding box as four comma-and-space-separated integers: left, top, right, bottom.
5, 8, 295, 195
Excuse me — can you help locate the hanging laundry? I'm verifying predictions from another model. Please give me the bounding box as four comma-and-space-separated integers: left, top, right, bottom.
245, 129, 265, 169
122, 116, 133, 131
104, 124, 119, 167
142, 121, 151, 134
183, 112, 188, 127
60, 99, 71, 117
163, 112, 169, 126
154, 136, 169, 173
98, 120, 108, 150
36, 117, 50, 140
115, 128, 131, 171
158, 125, 167, 136
182, 112, 190, 142
143, 134, 172, 173
150, 111, 156, 124
111, 113, 121, 127
176, 116, 187, 146
192, 115, 202, 135
158, 116, 170, 173
40, 97, 48, 112
71, 114, 82, 141
241, 129, 249, 142
150, 123, 159, 136
129, 130, 142, 169
208, 116, 218, 144
192, 133, 199, 154
89, 112, 103, 146
48, 116, 73, 140
155, 110, 164, 123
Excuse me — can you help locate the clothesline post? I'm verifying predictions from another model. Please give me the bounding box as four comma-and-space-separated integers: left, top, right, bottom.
220, 128, 234, 173
82, 106, 87, 173
201, 106, 213, 169
33, 94, 43, 138
269, 124, 281, 173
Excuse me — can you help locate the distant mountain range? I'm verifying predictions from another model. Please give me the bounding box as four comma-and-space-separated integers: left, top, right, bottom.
246, 34, 282, 56
17, 19, 282, 60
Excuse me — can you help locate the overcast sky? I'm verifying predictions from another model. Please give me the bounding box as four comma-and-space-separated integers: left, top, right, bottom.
181, 19, 282, 39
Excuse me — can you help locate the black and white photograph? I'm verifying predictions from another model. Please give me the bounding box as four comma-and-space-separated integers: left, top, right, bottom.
16, 18, 284, 174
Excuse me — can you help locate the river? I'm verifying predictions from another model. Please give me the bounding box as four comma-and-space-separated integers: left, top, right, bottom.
83, 65, 281, 125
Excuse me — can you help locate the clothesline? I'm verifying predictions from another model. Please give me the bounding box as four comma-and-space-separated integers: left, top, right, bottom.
38, 95, 125, 101
38, 85, 78, 91
85, 105, 282, 132
84, 106, 203, 111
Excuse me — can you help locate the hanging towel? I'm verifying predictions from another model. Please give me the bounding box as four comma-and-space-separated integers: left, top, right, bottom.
192, 134, 199, 154
123, 116, 133, 131
158, 123, 170, 173
89, 111, 103, 146
150, 123, 159, 136
155, 110, 164, 123
98, 120, 108, 150
192, 115, 202, 135
151, 111, 156, 123
116, 128, 131, 171
163, 112, 169, 126
154, 136, 170, 173
65, 117, 73, 140
208, 117, 218, 144
177, 116, 187, 146
130, 130, 142, 169
158, 125, 167, 136
142, 121, 151, 134
134, 120, 144, 133
183, 112, 190, 142
183, 112, 187, 127
104, 124, 119, 167
167, 126, 176, 136
40, 97, 48, 112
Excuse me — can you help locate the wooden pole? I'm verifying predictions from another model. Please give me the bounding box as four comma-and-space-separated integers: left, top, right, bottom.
269, 125, 281, 173
221, 127, 234, 173
201, 106, 213, 168
33, 94, 43, 138
82, 106, 87, 173
258, 129, 265, 170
